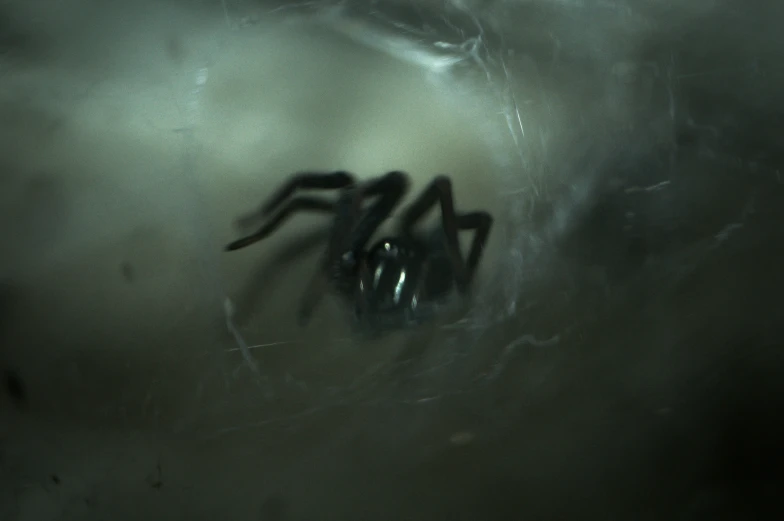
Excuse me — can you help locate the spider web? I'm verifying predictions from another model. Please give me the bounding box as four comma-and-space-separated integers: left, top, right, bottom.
165, 0, 565, 443
6, 0, 783, 518
177, 0, 769, 449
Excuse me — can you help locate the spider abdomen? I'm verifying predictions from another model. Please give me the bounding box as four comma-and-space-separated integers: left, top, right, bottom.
364, 238, 422, 312
357, 237, 455, 328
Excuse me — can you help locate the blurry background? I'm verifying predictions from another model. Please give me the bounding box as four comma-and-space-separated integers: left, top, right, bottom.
1, 0, 783, 519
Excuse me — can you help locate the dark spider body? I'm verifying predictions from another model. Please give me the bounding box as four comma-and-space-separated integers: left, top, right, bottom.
353, 233, 457, 329
225, 171, 493, 331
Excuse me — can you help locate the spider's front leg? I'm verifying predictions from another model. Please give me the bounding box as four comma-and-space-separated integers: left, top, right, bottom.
225, 171, 356, 251
333, 170, 411, 255
399, 176, 493, 292
299, 171, 411, 325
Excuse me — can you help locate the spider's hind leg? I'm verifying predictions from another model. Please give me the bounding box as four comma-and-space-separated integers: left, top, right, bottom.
455, 211, 493, 286
399, 176, 493, 292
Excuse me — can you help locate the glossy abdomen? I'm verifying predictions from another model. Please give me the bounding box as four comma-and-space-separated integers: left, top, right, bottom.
358, 237, 455, 328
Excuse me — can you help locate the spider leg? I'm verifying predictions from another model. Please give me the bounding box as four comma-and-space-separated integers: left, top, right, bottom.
300, 172, 410, 325
347, 171, 410, 252
235, 171, 356, 228
321, 171, 410, 270
399, 176, 492, 292
455, 211, 493, 284
225, 197, 334, 251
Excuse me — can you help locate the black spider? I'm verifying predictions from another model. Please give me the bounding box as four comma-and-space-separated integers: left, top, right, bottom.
225, 171, 493, 330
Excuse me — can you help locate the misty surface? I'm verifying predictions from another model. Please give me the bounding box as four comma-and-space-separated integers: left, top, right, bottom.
1, 0, 783, 520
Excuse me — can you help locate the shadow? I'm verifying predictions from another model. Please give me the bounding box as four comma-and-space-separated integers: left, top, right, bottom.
232, 227, 331, 325
3, 369, 26, 409
0, 281, 11, 334
0, 6, 37, 58
0, 283, 25, 409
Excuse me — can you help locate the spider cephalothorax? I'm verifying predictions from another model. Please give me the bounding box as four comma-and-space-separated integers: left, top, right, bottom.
225, 171, 493, 330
